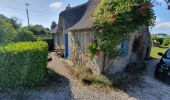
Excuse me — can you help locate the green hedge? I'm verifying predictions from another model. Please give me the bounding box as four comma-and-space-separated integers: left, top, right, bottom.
0, 41, 48, 89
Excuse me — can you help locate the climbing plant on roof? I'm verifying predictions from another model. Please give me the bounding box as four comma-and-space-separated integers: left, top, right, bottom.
89, 0, 156, 59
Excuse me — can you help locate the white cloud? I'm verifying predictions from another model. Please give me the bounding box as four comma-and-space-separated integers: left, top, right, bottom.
154, 22, 170, 30
155, 18, 161, 24
50, 2, 63, 9
150, 22, 170, 34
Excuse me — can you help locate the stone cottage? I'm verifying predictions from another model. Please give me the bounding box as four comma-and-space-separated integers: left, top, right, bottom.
53, 0, 152, 75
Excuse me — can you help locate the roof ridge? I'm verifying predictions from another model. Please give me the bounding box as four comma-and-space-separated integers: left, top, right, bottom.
61, 1, 89, 13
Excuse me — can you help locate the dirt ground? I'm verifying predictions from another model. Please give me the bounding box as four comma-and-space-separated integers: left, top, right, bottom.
0, 52, 170, 100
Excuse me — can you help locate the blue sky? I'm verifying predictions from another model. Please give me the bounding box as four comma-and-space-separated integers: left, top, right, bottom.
151, 0, 170, 34
0, 0, 169, 34
0, 0, 88, 28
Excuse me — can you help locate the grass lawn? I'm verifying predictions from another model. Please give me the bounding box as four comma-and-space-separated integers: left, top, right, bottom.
150, 46, 169, 59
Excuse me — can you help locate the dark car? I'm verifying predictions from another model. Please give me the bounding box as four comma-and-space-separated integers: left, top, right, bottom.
155, 48, 170, 83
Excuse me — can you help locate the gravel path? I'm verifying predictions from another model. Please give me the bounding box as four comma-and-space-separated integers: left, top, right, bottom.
47, 52, 135, 100
127, 60, 170, 100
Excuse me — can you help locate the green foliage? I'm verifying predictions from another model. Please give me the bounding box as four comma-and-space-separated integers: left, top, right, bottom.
9, 17, 22, 30
0, 41, 48, 89
15, 28, 36, 42
151, 35, 159, 41
151, 35, 165, 46
90, 0, 156, 59
29, 25, 49, 35
0, 15, 21, 30
0, 18, 17, 45
156, 38, 164, 45
88, 40, 100, 59
0, 14, 52, 44
36, 35, 53, 40
0, 14, 35, 44
163, 38, 170, 46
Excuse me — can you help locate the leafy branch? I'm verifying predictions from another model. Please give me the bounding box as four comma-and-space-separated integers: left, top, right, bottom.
89, 0, 156, 59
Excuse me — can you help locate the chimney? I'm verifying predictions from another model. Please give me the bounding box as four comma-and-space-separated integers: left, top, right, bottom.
65, 4, 71, 10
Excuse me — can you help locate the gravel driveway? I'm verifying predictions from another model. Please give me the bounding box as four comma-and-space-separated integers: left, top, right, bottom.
127, 60, 170, 100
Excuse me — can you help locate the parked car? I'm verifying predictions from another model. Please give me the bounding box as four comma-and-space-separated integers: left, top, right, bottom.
155, 48, 170, 83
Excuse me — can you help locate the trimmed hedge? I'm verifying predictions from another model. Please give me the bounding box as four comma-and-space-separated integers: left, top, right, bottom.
0, 41, 48, 89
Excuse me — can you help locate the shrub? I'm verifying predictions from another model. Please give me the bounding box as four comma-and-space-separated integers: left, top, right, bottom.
15, 28, 36, 42
29, 25, 48, 35
163, 38, 170, 46
0, 41, 48, 89
0, 18, 17, 45
157, 38, 164, 45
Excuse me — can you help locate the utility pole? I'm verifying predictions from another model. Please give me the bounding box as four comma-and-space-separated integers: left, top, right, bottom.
25, 3, 30, 27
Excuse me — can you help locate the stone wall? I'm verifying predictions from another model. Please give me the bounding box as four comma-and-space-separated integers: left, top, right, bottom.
68, 31, 103, 75
54, 33, 65, 50
108, 26, 151, 74
68, 26, 151, 75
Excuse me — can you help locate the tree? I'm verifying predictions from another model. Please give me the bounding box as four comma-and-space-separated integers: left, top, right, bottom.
151, 35, 159, 41
9, 17, 22, 30
0, 15, 21, 30
51, 21, 57, 30
0, 14, 52, 44
0, 18, 17, 45
15, 28, 35, 42
45, 28, 50, 32
0, 14, 8, 20
29, 25, 48, 35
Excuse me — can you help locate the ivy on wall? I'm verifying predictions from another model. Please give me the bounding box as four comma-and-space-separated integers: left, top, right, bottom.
89, 0, 156, 59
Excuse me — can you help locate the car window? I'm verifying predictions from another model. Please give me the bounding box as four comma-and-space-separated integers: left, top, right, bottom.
164, 49, 170, 59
